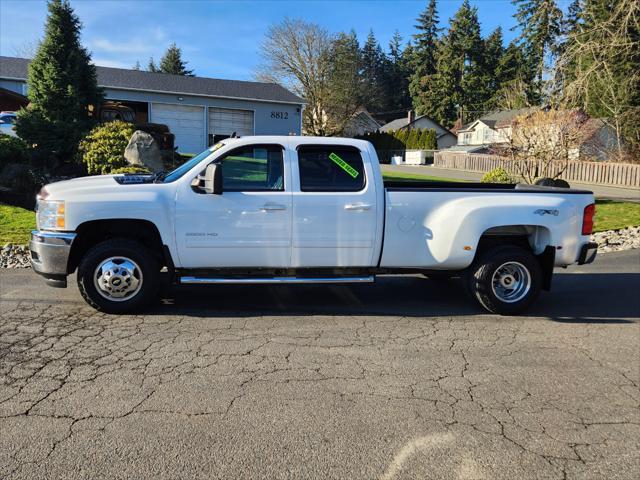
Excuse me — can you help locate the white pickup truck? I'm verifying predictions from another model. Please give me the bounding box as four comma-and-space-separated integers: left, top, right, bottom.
30, 136, 597, 315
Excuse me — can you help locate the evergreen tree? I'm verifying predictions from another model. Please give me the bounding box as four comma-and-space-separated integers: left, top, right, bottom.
512, 0, 564, 82
409, 0, 441, 113
16, 0, 103, 168
384, 31, 411, 114
326, 31, 363, 134
159, 43, 194, 76
417, 0, 487, 126
360, 31, 387, 112
482, 28, 505, 108
147, 57, 158, 73
132, 60, 141, 71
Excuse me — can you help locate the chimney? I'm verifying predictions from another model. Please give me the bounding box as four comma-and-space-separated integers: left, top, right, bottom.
407, 110, 415, 123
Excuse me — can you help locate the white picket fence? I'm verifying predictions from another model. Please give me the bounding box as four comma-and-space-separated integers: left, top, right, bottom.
433, 152, 640, 188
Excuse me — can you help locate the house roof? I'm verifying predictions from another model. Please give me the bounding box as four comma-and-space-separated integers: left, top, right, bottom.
0, 56, 304, 105
380, 114, 454, 136
458, 107, 538, 132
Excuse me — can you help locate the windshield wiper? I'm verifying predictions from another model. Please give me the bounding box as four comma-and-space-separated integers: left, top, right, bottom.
153, 171, 168, 183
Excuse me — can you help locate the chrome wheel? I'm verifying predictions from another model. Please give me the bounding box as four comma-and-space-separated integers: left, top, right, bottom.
93, 257, 143, 302
491, 261, 531, 303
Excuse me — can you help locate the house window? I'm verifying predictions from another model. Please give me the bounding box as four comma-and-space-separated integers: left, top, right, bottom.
483, 129, 494, 143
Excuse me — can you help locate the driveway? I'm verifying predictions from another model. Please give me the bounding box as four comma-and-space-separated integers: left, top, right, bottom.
1, 251, 639, 479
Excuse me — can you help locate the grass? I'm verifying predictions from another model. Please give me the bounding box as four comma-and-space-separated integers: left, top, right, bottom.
381, 170, 459, 183
1, 196, 638, 246
593, 200, 640, 232
0, 203, 35, 245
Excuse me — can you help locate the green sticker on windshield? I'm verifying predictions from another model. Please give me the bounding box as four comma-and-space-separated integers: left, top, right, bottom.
329, 152, 359, 178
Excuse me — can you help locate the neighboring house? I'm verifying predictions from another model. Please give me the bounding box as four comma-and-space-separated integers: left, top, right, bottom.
451, 108, 621, 161
343, 108, 381, 137
0, 86, 28, 112
455, 108, 536, 149
0, 56, 304, 154
380, 111, 457, 150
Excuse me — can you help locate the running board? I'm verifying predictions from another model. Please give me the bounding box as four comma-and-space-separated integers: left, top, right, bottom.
178, 276, 375, 285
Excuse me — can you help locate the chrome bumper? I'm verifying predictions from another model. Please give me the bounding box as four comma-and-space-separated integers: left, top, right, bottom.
29, 230, 76, 286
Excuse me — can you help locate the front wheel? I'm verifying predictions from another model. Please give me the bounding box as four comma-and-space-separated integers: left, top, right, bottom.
466, 246, 542, 315
77, 239, 160, 314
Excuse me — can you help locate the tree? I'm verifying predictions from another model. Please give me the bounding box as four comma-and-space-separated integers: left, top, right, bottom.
147, 57, 158, 72
360, 30, 387, 113
512, 0, 564, 83
409, 0, 441, 114
499, 109, 590, 183
159, 43, 194, 76
416, 0, 487, 126
558, 0, 640, 160
132, 60, 141, 71
325, 31, 363, 135
16, 0, 103, 169
255, 18, 333, 135
482, 28, 505, 109
384, 31, 412, 113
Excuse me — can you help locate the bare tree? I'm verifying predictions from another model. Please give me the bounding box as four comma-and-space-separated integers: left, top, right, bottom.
556, 0, 639, 160
13, 40, 40, 59
255, 18, 361, 136
498, 109, 590, 183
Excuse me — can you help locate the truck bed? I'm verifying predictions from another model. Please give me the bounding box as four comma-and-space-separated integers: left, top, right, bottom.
383, 180, 593, 194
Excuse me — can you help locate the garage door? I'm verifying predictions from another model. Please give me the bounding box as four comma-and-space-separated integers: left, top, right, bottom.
151, 103, 205, 154
209, 107, 254, 141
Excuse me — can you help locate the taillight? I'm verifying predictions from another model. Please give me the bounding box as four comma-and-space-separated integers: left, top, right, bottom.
582, 203, 595, 235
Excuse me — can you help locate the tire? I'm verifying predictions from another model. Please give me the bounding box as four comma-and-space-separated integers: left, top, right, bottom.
465, 245, 542, 315
535, 177, 555, 187
77, 239, 160, 314
553, 178, 570, 188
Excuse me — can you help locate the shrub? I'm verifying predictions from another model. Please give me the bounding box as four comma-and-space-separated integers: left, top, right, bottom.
110, 166, 151, 175
481, 167, 514, 184
0, 133, 29, 167
78, 121, 135, 175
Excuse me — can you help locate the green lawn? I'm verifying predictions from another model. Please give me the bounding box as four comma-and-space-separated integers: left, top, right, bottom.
0, 203, 35, 245
593, 200, 640, 232
1, 197, 639, 246
381, 170, 458, 182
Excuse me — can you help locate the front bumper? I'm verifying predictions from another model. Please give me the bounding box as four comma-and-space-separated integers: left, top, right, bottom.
577, 241, 598, 265
29, 230, 76, 287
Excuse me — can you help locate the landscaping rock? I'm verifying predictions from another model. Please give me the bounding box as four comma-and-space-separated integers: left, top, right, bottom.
0, 243, 31, 268
591, 226, 640, 253
124, 130, 163, 173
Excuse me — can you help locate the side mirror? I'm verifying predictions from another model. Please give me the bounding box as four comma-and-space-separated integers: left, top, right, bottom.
203, 163, 222, 194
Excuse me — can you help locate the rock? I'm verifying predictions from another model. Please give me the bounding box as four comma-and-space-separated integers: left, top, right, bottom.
124, 130, 163, 173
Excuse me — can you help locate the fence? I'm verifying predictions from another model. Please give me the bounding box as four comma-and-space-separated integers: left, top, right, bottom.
433, 152, 640, 188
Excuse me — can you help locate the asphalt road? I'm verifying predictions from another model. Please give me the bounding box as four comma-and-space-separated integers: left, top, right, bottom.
1, 251, 639, 479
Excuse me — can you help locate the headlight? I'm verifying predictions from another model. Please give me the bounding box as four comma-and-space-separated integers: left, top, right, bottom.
37, 200, 65, 230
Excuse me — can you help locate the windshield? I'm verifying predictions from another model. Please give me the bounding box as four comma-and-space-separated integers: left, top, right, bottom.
161, 143, 224, 183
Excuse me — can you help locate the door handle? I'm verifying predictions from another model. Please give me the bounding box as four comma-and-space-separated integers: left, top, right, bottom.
260, 204, 287, 212
344, 203, 372, 211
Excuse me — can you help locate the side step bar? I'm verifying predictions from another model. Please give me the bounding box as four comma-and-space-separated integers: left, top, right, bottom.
179, 276, 375, 285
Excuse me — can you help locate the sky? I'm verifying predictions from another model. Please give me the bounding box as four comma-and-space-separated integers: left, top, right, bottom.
0, 0, 573, 81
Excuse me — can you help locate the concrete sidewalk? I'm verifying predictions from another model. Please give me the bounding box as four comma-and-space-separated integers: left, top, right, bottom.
382, 164, 640, 202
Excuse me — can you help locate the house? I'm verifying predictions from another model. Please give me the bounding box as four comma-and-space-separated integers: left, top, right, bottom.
0, 56, 304, 154
343, 108, 381, 137
454, 108, 536, 150
450, 108, 621, 161
380, 111, 457, 150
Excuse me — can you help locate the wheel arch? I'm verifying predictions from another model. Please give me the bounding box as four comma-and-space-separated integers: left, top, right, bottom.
67, 219, 174, 274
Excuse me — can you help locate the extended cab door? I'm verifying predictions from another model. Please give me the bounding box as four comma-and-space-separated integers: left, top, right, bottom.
291, 144, 379, 267
174, 143, 292, 268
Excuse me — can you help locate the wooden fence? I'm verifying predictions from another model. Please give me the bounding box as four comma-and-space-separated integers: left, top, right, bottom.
433, 152, 640, 188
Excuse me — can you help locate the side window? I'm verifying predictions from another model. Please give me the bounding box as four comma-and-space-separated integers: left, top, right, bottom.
298, 146, 365, 192
220, 144, 284, 191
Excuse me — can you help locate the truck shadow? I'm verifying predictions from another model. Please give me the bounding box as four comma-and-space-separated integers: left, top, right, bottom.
153, 272, 640, 322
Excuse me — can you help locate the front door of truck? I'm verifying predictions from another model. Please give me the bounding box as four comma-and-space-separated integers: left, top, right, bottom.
175, 143, 292, 268
291, 145, 378, 267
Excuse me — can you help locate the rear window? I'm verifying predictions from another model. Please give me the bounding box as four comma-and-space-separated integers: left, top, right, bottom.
297, 146, 365, 192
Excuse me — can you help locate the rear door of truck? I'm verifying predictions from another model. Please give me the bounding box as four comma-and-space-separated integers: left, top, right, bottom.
290, 143, 381, 267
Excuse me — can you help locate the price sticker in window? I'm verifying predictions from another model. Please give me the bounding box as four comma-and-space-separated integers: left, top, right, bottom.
329, 152, 359, 178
